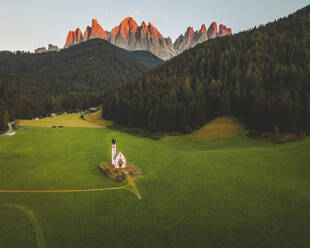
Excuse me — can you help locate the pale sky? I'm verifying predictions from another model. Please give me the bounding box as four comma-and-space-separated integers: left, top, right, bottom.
0, 0, 308, 52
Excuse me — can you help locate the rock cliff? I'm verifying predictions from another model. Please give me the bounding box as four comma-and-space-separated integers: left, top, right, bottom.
63, 17, 232, 60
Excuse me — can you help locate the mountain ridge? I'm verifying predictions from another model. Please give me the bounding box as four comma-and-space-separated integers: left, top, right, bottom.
62, 17, 232, 60
0, 39, 157, 94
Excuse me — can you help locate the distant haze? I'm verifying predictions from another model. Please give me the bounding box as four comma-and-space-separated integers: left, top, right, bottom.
0, 0, 308, 52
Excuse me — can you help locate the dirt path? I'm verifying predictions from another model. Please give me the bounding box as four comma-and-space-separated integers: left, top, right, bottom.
0, 176, 142, 199
126, 175, 142, 199
0, 186, 125, 193
1, 204, 46, 248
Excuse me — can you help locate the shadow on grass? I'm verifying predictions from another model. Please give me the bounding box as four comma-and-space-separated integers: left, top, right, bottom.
108, 123, 161, 140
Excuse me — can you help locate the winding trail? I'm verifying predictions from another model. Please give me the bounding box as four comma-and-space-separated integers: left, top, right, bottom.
126, 175, 142, 199
0, 176, 142, 199
0, 179, 141, 248
0, 186, 126, 193
0, 204, 46, 248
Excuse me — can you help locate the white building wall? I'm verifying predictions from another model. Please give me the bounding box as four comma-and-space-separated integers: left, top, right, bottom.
115, 153, 126, 168
111, 144, 116, 166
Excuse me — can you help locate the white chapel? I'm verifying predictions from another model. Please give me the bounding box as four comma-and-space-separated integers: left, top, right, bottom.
111, 137, 126, 168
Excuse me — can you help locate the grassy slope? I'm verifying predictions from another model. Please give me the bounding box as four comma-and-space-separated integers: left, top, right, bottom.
0, 117, 309, 248
162, 116, 250, 148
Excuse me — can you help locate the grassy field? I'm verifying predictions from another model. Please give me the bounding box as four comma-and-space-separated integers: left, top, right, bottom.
17, 111, 112, 128
0, 116, 309, 248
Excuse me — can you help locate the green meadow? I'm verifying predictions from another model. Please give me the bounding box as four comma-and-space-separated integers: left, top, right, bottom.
0, 116, 309, 248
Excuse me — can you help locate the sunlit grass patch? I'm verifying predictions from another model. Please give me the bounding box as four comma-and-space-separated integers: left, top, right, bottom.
190, 116, 246, 141
84, 110, 113, 127
162, 116, 250, 148
17, 111, 112, 128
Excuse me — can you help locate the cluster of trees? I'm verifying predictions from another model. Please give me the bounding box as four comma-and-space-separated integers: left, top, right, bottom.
102, 6, 310, 133
0, 39, 160, 132
0, 75, 104, 132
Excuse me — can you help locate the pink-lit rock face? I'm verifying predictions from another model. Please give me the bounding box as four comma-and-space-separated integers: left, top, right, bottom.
63, 17, 232, 60
108, 17, 173, 58
207, 22, 218, 39
89, 19, 107, 40
147, 22, 164, 43
111, 17, 139, 48
83, 26, 91, 41
219, 24, 227, 34
174, 26, 198, 53
218, 24, 232, 36
200, 24, 207, 36
119, 17, 138, 38
74, 28, 83, 43
139, 21, 149, 38
64, 31, 75, 48
174, 21, 232, 53
64, 28, 84, 48
185, 27, 195, 42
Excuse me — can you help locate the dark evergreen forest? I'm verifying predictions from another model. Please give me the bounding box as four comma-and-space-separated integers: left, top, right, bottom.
102, 6, 310, 133
0, 39, 160, 132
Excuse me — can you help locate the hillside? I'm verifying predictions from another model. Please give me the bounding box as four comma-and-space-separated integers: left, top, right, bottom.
130, 51, 164, 67
0, 39, 150, 94
102, 6, 310, 133
0, 39, 154, 132
0, 51, 12, 55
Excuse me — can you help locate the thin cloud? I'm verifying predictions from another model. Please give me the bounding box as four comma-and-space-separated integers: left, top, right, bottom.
150, 17, 163, 26
133, 10, 149, 17
104, 12, 111, 17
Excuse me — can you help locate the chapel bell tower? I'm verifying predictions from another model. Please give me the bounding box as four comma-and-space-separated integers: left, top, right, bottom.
111, 137, 116, 166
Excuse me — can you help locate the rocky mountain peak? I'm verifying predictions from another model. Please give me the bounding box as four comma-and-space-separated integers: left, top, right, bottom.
89, 18, 107, 40
35, 44, 60, 53
141, 21, 147, 28
147, 22, 163, 42
48, 44, 60, 52
139, 21, 150, 40
218, 24, 232, 36
110, 26, 120, 42
35, 47, 47, 53
64, 31, 75, 48
75, 28, 83, 43
199, 24, 207, 35
83, 26, 91, 41
174, 26, 196, 52
62, 18, 232, 60
121, 17, 138, 28
186, 27, 195, 35
119, 17, 138, 37
207, 22, 218, 39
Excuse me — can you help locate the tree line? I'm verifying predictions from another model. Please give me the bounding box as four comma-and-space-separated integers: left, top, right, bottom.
0, 39, 155, 132
0, 75, 103, 132
102, 6, 310, 133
